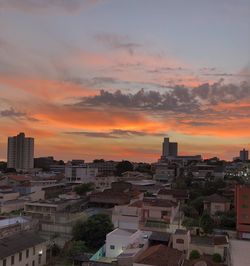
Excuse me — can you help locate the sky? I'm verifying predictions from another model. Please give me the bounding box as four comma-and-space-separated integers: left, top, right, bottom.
0, 0, 249, 162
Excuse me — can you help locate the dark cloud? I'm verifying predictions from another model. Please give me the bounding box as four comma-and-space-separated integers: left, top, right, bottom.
0, 0, 103, 13
0, 108, 39, 122
71, 81, 250, 114
95, 33, 141, 55
64, 129, 165, 138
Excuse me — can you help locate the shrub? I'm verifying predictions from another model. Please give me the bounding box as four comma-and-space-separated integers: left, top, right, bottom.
189, 250, 200, 260
212, 253, 222, 263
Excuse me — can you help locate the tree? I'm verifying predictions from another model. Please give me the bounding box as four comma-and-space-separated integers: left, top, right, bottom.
190, 197, 204, 215
67, 241, 88, 259
72, 214, 114, 250
182, 217, 199, 229
115, 160, 133, 176
74, 183, 94, 196
189, 250, 200, 260
212, 253, 222, 263
200, 213, 214, 234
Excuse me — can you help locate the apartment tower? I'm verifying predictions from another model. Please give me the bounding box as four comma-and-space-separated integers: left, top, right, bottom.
7, 132, 34, 170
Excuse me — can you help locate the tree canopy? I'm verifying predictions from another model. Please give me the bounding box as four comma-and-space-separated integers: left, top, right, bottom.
72, 214, 114, 250
115, 160, 133, 176
74, 183, 94, 196
200, 213, 214, 234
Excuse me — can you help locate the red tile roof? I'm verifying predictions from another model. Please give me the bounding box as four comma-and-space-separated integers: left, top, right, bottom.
135, 244, 183, 266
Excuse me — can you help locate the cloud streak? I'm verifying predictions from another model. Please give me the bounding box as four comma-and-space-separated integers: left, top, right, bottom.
64, 129, 166, 138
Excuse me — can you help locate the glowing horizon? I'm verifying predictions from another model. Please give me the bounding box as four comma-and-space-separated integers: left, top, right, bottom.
0, 0, 249, 162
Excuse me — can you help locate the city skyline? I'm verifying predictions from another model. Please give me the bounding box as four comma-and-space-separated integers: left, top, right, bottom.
0, 0, 249, 161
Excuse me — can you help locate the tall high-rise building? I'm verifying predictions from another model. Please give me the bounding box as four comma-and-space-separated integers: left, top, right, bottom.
7, 132, 34, 170
162, 137, 178, 158
240, 149, 249, 162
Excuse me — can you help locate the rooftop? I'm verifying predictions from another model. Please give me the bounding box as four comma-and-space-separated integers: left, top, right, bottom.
203, 194, 230, 203
135, 244, 183, 266
0, 231, 46, 259
0, 216, 30, 229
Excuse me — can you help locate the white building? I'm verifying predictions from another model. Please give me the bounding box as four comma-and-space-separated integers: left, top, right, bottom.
65, 164, 98, 183
7, 132, 34, 170
105, 228, 147, 258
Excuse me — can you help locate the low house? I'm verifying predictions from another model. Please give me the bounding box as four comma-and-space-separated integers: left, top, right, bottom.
189, 235, 229, 260
134, 244, 184, 266
157, 189, 189, 203
113, 197, 180, 233
0, 231, 47, 266
203, 194, 230, 215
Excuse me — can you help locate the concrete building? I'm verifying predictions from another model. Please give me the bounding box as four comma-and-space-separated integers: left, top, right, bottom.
7, 132, 34, 170
162, 137, 178, 158
105, 229, 144, 258
0, 231, 47, 266
203, 194, 231, 216
235, 184, 250, 239
112, 197, 180, 233
240, 149, 249, 162
65, 163, 98, 183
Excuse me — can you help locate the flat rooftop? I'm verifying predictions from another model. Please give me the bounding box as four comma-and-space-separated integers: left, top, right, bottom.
0, 216, 30, 229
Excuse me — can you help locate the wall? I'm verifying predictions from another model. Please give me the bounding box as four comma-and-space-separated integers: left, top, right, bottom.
0, 242, 47, 266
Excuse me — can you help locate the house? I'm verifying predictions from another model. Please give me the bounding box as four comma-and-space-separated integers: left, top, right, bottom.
189, 235, 229, 259
157, 189, 189, 203
203, 194, 230, 215
134, 244, 184, 266
105, 229, 145, 258
0, 231, 47, 266
112, 197, 180, 233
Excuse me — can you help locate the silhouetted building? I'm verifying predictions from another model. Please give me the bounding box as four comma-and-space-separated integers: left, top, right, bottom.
240, 149, 249, 162
7, 132, 34, 170
162, 138, 178, 158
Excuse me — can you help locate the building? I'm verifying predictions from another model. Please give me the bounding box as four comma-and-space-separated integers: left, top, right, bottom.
203, 194, 230, 216
0, 231, 47, 266
235, 185, 250, 239
112, 197, 180, 233
240, 149, 249, 162
7, 132, 34, 170
87, 160, 118, 176
65, 163, 98, 183
162, 137, 178, 158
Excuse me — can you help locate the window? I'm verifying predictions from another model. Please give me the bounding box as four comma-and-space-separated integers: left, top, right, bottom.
26, 264, 29, 266
32, 260, 35, 266
110, 245, 115, 250
33, 247, 36, 255
11, 255, 15, 265
38, 255, 41, 264
3, 259, 6, 266
26, 249, 29, 258
176, 239, 184, 244
19, 252, 22, 261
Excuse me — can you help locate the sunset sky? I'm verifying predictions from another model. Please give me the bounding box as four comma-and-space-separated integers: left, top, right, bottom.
0, 0, 249, 162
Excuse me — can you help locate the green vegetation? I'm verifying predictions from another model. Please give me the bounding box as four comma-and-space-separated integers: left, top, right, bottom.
182, 217, 199, 229
67, 241, 88, 259
74, 183, 94, 196
189, 250, 200, 260
115, 160, 133, 176
72, 214, 114, 250
200, 213, 214, 234
216, 210, 236, 229
212, 253, 222, 263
